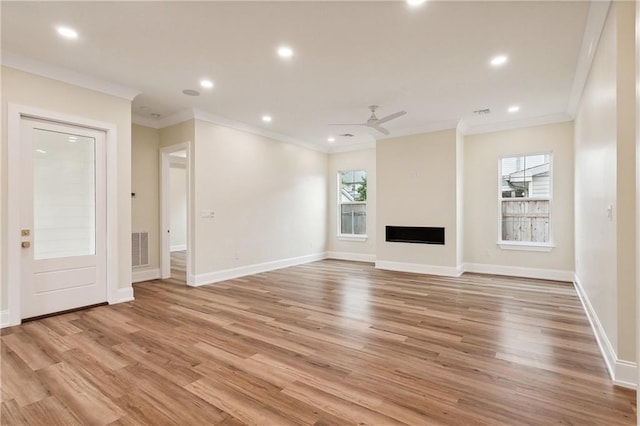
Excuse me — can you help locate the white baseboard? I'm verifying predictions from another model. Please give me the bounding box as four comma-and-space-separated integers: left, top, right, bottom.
170, 244, 187, 252
0, 310, 9, 328
463, 263, 574, 282
132, 268, 161, 283
114, 287, 135, 304
573, 274, 636, 389
375, 260, 463, 277
326, 251, 376, 263
192, 252, 328, 287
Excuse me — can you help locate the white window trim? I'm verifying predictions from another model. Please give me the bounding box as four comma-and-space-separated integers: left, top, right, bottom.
337, 170, 367, 239
337, 234, 368, 241
497, 241, 555, 252
497, 152, 553, 251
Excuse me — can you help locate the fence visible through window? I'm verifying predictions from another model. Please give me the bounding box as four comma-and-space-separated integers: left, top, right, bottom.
501, 200, 549, 242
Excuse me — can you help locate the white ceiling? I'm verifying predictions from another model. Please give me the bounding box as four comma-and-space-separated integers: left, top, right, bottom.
2, 1, 603, 151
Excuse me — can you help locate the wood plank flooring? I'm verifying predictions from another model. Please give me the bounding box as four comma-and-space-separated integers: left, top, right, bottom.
170, 250, 187, 284
1, 260, 636, 425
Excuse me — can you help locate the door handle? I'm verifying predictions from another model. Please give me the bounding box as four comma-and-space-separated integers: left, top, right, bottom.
21, 241, 31, 248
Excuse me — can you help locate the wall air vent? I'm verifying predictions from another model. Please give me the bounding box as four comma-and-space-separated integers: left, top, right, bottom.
132, 232, 149, 267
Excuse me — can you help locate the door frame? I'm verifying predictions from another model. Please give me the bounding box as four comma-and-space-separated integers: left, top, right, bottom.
6, 104, 119, 327
159, 142, 193, 285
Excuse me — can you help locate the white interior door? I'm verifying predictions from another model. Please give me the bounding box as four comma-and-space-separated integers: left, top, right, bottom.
20, 118, 107, 319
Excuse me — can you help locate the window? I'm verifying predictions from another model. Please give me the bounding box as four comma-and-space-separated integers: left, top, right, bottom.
339, 170, 367, 237
499, 153, 552, 248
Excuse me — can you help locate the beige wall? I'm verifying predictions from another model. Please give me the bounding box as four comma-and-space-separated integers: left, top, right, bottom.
327, 149, 376, 260
160, 120, 194, 148
376, 130, 459, 271
1, 66, 133, 313
131, 124, 160, 274
464, 122, 574, 273
575, 1, 636, 365
614, 1, 636, 363
456, 127, 464, 268
636, 0, 640, 401
192, 119, 327, 278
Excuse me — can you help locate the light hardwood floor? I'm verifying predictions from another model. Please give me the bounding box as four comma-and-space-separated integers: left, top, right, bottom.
170, 250, 187, 284
1, 260, 636, 425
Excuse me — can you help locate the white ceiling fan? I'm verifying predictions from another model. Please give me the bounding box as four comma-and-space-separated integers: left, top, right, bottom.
330, 105, 407, 135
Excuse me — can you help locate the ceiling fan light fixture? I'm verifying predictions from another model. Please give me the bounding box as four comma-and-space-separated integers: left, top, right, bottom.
329, 106, 406, 136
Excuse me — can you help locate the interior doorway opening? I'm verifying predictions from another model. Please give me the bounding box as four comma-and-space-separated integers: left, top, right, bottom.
160, 143, 192, 285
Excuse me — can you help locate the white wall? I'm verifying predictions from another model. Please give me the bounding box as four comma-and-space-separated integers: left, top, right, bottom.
1, 66, 133, 313
574, 1, 636, 385
327, 149, 376, 262
191, 119, 328, 283
131, 124, 160, 276
376, 129, 460, 275
464, 122, 574, 278
169, 162, 187, 251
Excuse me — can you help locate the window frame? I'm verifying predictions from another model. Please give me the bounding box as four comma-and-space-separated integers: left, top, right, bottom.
497, 151, 554, 251
337, 170, 368, 240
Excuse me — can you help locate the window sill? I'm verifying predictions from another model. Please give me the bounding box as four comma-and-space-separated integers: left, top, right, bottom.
337, 234, 368, 242
497, 241, 554, 252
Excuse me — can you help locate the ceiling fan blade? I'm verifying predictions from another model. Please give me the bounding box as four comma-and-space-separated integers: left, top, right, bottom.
371, 125, 390, 135
375, 110, 406, 125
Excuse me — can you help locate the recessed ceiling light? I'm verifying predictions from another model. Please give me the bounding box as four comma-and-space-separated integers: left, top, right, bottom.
328, 137, 335, 143
36, 149, 47, 154
200, 79, 214, 89
508, 105, 520, 113
277, 46, 294, 59
406, 0, 427, 6
490, 55, 508, 66
182, 89, 200, 96
56, 26, 78, 40
262, 115, 272, 123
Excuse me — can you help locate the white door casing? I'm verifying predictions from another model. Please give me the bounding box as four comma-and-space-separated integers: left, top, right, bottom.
6, 104, 121, 326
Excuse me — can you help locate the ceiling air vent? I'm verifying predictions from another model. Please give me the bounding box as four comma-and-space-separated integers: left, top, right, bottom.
473, 108, 491, 115
339, 133, 355, 137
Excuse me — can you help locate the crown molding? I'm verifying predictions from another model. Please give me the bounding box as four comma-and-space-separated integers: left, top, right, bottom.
192, 108, 327, 153
377, 119, 460, 140
132, 113, 163, 129
566, 0, 611, 117
327, 141, 377, 154
463, 112, 572, 136
1, 51, 140, 101
133, 108, 327, 153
